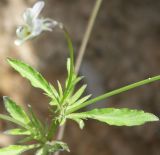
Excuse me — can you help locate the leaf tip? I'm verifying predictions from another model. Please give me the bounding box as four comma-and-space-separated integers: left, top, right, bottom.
152, 115, 159, 121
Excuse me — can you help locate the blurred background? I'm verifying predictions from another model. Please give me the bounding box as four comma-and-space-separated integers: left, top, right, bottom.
0, 0, 160, 155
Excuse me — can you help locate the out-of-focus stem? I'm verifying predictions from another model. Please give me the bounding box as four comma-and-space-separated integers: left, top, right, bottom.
75, 0, 103, 73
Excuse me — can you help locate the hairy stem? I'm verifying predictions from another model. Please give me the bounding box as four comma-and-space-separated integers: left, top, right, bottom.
54, 0, 103, 155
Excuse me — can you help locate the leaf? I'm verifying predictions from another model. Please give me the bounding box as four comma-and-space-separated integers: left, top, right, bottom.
0, 114, 26, 128
69, 117, 85, 129
48, 141, 70, 153
27, 105, 44, 140
67, 108, 159, 126
4, 128, 31, 136
66, 58, 71, 77
36, 147, 48, 155
18, 136, 33, 144
0, 144, 38, 155
57, 81, 63, 99
3, 97, 30, 125
69, 85, 87, 105
67, 95, 91, 111
7, 58, 55, 98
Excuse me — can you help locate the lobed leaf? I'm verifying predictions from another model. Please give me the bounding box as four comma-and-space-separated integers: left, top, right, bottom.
3, 97, 30, 125
67, 108, 159, 126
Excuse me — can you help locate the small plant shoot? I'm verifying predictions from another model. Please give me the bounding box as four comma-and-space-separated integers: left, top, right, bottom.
0, 1, 159, 155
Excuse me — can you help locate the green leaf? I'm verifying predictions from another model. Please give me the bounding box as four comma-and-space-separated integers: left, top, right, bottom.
4, 128, 31, 136
69, 117, 85, 129
36, 147, 48, 155
3, 97, 30, 125
66, 58, 71, 78
57, 81, 63, 99
7, 58, 55, 99
0, 114, 26, 128
18, 136, 33, 144
67, 108, 159, 126
27, 105, 45, 141
69, 85, 87, 105
48, 141, 70, 153
0, 144, 38, 155
67, 95, 91, 112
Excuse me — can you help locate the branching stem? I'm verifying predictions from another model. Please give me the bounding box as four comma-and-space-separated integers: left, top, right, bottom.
53, 0, 103, 155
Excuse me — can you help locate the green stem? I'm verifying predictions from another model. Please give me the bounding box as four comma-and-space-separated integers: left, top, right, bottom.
47, 27, 75, 143
67, 75, 160, 114
47, 119, 59, 141
60, 27, 75, 103
63, 27, 74, 75
53, 2, 104, 155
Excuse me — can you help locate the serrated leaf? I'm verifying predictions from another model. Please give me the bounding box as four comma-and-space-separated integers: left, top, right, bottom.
67, 95, 91, 111
67, 108, 159, 126
3, 97, 30, 125
69, 85, 87, 105
0, 144, 39, 155
48, 141, 70, 153
7, 58, 55, 99
4, 128, 31, 136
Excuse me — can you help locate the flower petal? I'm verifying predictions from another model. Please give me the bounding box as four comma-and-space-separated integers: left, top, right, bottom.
23, 8, 33, 26
32, 1, 45, 19
31, 19, 43, 36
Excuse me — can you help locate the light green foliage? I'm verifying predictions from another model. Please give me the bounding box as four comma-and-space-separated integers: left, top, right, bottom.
67, 108, 159, 126
48, 141, 70, 153
7, 58, 58, 101
3, 97, 30, 125
0, 145, 39, 155
1, 35, 160, 154
0, 5, 160, 154
67, 94, 91, 112
4, 128, 31, 136
1, 97, 45, 141
36, 141, 69, 155
0, 36, 159, 155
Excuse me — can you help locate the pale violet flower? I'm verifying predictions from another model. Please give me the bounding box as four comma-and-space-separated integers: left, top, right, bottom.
15, 1, 59, 46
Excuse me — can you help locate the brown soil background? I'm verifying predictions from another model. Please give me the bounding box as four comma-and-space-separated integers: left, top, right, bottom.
0, 0, 160, 155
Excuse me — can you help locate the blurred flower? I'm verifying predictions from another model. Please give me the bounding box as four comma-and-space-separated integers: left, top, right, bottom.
15, 1, 59, 46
